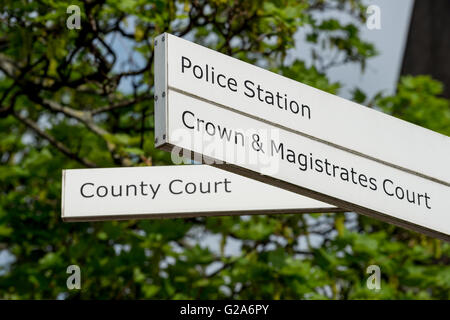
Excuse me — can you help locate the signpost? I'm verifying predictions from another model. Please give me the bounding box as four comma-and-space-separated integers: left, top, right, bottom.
62, 165, 340, 222
154, 33, 450, 240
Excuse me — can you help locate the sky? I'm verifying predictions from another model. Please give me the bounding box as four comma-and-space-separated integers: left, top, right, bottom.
0, 0, 416, 277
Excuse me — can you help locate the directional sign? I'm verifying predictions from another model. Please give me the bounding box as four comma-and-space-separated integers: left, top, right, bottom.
155, 33, 449, 186
61, 165, 340, 222
154, 33, 450, 240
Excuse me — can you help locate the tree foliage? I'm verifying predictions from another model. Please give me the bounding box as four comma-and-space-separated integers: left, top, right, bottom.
0, 0, 448, 299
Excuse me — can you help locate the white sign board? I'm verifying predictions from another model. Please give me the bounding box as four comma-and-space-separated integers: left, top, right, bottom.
156, 33, 449, 186
154, 33, 450, 240
61, 165, 340, 222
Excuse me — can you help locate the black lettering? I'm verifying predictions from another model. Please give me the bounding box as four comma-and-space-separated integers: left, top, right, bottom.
425, 193, 431, 209
196, 118, 204, 131
383, 179, 394, 196
406, 190, 416, 204
218, 126, 232, 141
181, 56, 191, 73
290, 100, 299, 114
224, 178, 232, 193
217, 74, 226, 88
193, 65, 203, 79
149, 184, 160, 199
265, 91, 274, 105
417, 193, 423, 206
234, 132, 244, 146
257, 85, 264, 102
286, 149, 296, 163
271, 140, 284, 158
298, 153, 308, 171
126, 184, 137, 196
205, 122, 216, 136
324, 159, 332, 176
97, 185, 108, 197
350, 168, 358, 184
228, 78, 238, 92
395, 186, 405, 199
340, 168, 349, 181
140, 181, 148, 196
302, 104, 311, 119
111, 185, 122, 197
315, 159, 323, 173
358, 174, 368, 187
332, 165, 339, 177
182, 110, 195, 129
244, 80, 255, 98
276, 92, 283, 109
169, 179, 183, 195
200, 182, 210, 194
369, 177, 377, 190
185, 182, 196, 194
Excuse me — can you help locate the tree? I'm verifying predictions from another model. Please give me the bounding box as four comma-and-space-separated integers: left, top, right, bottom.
0, 0, 448, 299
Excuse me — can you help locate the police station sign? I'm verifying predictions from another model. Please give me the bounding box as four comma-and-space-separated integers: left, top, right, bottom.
154, 33, 450, 240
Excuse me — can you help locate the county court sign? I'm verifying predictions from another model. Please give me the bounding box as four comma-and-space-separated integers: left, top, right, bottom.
154, 33, 450, 240
62, 165, 340, 221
